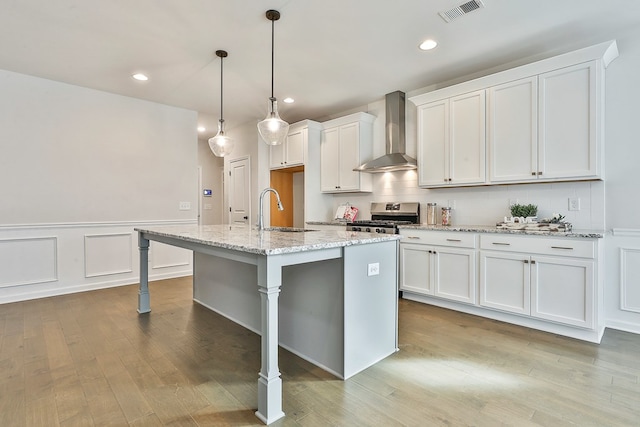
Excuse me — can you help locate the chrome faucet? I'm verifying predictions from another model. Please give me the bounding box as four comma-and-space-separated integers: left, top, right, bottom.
258, 187, 284, 230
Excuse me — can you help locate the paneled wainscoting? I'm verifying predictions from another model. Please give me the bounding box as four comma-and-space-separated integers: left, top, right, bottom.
0, 220, 194, 304
606, 229, 640, 335
1, 277, 639, 426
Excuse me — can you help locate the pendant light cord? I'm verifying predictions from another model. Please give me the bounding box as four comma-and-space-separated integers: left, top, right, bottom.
270, 17, 275, 100
220, 53, 224, 122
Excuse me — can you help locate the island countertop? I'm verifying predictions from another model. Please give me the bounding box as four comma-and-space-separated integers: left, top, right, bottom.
134, 224, 402, 256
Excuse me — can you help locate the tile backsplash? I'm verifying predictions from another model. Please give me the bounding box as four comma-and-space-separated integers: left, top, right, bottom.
332, 171, 604, 230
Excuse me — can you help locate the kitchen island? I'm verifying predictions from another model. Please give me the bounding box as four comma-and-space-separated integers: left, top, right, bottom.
135, 224, 401, 425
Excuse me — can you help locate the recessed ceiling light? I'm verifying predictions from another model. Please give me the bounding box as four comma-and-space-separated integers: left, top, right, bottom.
132, 73, 149, 81
419, 39, 438, 51
197, 126, 206, 132
283, 97, 294, 104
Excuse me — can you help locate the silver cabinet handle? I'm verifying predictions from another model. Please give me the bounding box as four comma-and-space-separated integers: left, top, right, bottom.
551, 246, 574, 250
406, 236, 421, 240
446, 238, 462, 242
492, 242, 511, 246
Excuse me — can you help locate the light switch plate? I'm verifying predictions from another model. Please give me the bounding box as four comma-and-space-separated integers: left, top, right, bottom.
179, 201, 191, 210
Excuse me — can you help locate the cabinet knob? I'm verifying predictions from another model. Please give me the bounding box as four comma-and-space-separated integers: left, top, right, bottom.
531, 260, 536, 264
537, 171, 543, 175
531, 172, 536, 176
524, 259, 529, 264
448, 178, 452, 182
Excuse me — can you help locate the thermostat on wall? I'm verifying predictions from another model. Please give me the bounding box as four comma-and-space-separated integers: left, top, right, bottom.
203, 189, 212, 197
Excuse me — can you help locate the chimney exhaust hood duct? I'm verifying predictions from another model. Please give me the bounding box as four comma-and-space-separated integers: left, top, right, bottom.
354, 91, 417, 173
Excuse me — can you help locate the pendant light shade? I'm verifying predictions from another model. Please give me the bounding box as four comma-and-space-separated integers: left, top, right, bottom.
257, 9, 289, 146
209, 50, 234, 157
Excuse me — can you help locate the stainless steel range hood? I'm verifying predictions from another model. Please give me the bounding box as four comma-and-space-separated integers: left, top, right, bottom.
354, 91, 417, 173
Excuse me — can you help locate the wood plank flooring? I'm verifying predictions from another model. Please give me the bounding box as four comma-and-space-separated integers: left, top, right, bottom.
1, 277, 639, 426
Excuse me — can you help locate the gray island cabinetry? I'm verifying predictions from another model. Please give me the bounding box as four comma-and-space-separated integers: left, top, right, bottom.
135, 224, 400, 425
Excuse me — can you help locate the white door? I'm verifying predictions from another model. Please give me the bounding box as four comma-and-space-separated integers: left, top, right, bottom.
479, 251, 531, 315
531, 256, 594, 328
417, 99, 448, 186
399, 243, 433, 295
433, 247, 476, 304
320, 127, 340, 191
228, 157, 251, 225
450, 90, 486, 185
538, 61, 597, 179
337, 123, 360, 191
488, 77, 538, 183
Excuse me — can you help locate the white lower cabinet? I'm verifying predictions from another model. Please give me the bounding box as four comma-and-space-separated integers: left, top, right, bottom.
400, 229, 602, 342
480, 251, 531, 315
400, 231, 476, 305
400, 243, 433, 295
479, 234, 596, 329
434, 247, 476, 304
531, 256, 594, 328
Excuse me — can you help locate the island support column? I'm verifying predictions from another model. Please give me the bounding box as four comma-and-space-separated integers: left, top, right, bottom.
137, 234, 151, 314
255, 255, 285, 424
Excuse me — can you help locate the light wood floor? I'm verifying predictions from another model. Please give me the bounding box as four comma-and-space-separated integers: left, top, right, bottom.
1, 277, 639, 426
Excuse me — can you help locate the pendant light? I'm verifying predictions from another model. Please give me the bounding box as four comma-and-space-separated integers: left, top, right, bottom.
257, 9, 289, 146
209, 50, 234, 157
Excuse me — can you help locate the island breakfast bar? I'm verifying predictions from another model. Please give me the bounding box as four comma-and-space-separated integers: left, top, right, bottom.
134, 224, 401, 424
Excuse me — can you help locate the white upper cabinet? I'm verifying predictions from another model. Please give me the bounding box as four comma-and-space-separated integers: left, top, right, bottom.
488, 77, 538, 183
269, 125, 306, 169
450, 90, 486, 185
412, 40, 617, 188
538, 61, 598, 180
417, 90, 486, 187
417, 99, 448, 186
320, 112, 374, 193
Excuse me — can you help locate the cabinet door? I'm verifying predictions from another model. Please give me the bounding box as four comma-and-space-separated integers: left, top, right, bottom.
400, 244, 433, 295
286, 128, 305, 167
531, 256, 594, 328
320, 127, 340, 191
417, 100, 448, 186
488, 78, 538, 183
269, 142, 285, 169
433, 247, 476, 304
480, 251, 530, 315
450, 90, 486, 185
538, 62, 598, 179
337, 123, 361, 191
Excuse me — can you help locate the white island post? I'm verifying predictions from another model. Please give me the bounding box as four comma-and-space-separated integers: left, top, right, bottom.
135, 224, 401, 425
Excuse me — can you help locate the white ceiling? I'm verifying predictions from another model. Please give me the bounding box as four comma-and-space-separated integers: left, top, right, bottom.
1, 0, 638, 138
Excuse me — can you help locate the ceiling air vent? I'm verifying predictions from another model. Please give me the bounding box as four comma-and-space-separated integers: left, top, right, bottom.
439, 0, 485, 23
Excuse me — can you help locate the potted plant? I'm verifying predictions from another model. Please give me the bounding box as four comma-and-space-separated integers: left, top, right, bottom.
509, 204, 538, 223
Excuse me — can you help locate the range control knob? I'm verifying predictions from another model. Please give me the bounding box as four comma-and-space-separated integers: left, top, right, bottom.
365, 227, 371, 232
351, 226, 360, 231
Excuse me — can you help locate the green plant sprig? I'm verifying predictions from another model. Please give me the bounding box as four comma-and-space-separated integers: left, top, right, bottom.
510, 203, 538, 217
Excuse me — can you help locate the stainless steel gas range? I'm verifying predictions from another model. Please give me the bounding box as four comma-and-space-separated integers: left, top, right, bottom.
346, 202, 420, 234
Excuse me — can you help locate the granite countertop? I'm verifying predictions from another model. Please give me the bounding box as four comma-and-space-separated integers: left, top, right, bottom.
398, 224, 605, 238
305, 220, 350, 226
134, 224, 401, 256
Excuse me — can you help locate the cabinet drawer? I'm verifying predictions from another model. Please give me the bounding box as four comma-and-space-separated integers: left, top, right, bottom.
400, 230, 477, 248
480, 234, 595, 259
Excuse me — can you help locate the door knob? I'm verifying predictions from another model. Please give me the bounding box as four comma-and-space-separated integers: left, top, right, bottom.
243, 216, 248, 220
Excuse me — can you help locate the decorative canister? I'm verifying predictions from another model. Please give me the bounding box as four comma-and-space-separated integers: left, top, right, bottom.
441, 207, 452, 226
426, 203, 437, 225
